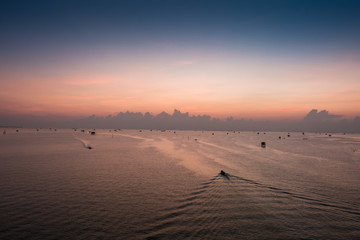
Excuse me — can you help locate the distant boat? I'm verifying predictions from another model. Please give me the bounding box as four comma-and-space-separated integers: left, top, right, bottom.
220, 170, 229, 179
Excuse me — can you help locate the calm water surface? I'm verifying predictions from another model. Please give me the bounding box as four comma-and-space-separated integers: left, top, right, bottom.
1, 129, 359, 239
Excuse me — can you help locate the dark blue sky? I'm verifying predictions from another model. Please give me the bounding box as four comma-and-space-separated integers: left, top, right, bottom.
1, 0, 360, 58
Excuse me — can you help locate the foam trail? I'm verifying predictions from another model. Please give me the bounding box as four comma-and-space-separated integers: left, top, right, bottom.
74, 137, 92, 149
225, 173, 360, 216
116, 133, 151, 141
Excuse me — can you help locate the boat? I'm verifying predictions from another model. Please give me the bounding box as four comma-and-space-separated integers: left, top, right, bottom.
220, 170, 230, 179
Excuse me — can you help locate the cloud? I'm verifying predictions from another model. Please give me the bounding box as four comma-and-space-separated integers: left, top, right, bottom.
58, 74, 118, 86
280, 107, 304, 111
2, 108, 358, 132
171, 60, 198, 66
304, 109, 342, 121
61, 79, 111, 86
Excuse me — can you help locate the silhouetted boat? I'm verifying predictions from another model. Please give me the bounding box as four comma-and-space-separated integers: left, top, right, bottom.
220, 170, 229, 179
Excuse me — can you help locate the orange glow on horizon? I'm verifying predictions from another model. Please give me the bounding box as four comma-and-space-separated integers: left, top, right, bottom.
1, 50, 359, 120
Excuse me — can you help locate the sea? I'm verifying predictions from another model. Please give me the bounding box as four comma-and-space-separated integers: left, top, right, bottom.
1, 129, 359, 239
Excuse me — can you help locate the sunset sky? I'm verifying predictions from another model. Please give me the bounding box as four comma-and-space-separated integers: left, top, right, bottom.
1, 0, 360, 120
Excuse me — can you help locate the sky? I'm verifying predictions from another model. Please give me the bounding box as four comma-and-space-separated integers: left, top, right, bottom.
1, 0, 360, 121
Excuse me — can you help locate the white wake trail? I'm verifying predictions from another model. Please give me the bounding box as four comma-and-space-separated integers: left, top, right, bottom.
74, 136, 92, 149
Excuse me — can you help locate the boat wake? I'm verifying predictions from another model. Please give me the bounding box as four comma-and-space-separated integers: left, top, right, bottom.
74, 136, 92, 149
137, 172, 360, 239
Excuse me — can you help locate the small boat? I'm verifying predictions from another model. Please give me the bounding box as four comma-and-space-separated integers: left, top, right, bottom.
220, 170, 230, 179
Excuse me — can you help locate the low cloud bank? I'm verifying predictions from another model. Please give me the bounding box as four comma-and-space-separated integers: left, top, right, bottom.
74, 109, 359, 132
1, 109, 359, 132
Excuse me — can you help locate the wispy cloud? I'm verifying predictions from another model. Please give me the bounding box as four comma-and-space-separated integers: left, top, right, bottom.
61, 79, 111, 86
171, 60, 198, 66
58, 74, 119, 86
280, 107, 304, 111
